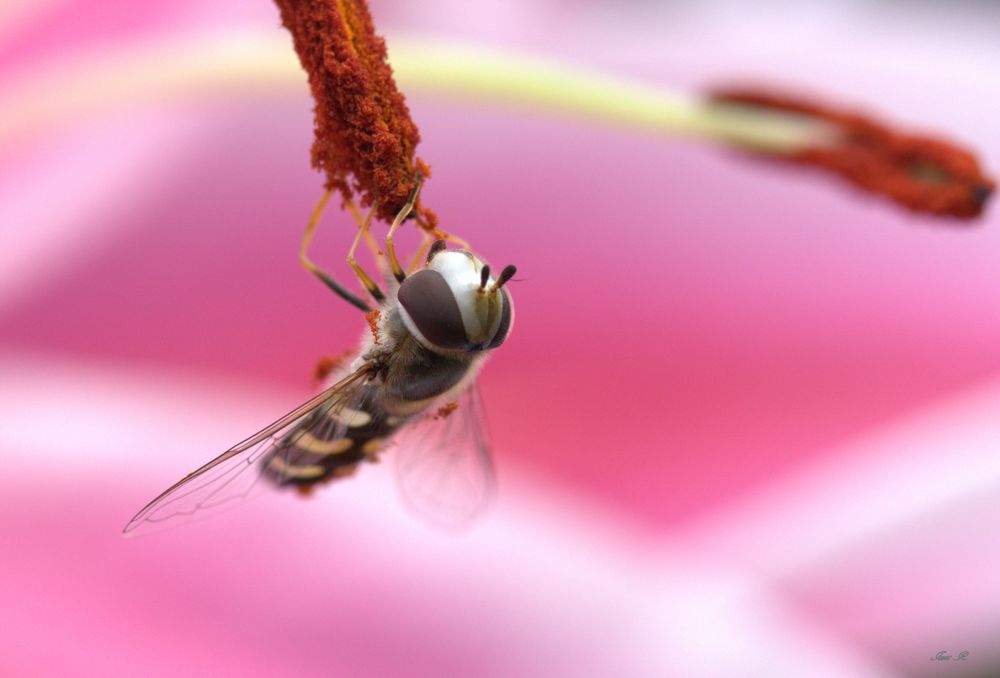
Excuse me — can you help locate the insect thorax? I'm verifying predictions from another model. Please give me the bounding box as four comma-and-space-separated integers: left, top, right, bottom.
372, 312, 482, 416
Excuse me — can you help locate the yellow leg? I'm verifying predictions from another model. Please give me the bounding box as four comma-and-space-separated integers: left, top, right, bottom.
300, 189, 372, 312
346, 204, 386, 304
414, 212, 475, 254
385, 178, 424, 282
440, 231, 473, 251
343, 196, 386, 269
299, 188, 334, 277
406, 230, 435, 273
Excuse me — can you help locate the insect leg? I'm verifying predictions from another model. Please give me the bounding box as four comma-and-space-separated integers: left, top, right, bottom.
410, 212, 478, 264
406, 230, 435, 273
421, 221, 474, 253
385, 176, 425, 283
300, 189, 373, 313
343, 197, 388, 273
440, 231, 473, 251
346, 204, 388, 304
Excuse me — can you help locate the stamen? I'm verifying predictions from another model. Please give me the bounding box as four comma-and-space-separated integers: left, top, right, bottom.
492, 264, 517, 290
274, 0, 438, 227
480, 265, 491, 289
709, 88, 995, 219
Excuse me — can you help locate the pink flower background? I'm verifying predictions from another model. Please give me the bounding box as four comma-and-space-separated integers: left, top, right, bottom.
2, 1, 999, 676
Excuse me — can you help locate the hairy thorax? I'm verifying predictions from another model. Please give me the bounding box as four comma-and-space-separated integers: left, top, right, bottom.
367, 307, 483, 417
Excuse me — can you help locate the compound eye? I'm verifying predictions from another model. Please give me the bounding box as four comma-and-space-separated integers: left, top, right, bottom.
487, 288, 513, 349
398, 270, 468, 350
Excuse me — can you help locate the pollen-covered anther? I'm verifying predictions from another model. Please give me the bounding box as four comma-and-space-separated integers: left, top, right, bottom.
709, 88, 995, 220
273, 0, 439, 228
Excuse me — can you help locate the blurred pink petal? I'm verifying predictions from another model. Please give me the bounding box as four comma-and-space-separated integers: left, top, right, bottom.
2, 1, 999, 676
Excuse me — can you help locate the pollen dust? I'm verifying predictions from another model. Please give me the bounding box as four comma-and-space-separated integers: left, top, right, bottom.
365, 309, 382, 344
434, 402, 458, 420
273, 0, 439, 228
312, 349, 353, 385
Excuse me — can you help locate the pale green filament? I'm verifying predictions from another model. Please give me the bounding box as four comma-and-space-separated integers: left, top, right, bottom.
0, 31, 838, 153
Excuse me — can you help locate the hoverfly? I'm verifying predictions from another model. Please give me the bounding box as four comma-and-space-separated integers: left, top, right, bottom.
123, 177, 516, 535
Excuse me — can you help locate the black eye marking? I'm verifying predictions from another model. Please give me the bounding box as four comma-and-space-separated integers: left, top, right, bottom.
398, 270, 467, 350
487, 288, 512, 349
427, 239, 447, 263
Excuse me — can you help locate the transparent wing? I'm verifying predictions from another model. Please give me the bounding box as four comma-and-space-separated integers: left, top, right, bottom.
122, 363, 373, 536
393, 382, 496, 530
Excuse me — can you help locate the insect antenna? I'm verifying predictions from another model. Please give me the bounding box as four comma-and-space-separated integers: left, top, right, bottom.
491, 264, 517, 291
479, 265, 491, 289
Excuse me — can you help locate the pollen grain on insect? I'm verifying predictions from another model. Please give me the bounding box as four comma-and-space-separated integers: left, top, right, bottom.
434, 402, 459, 420
710, 87, 995, 219
365, 308, 382, 344
273, 0, 438, 228
313, 349, 353, 385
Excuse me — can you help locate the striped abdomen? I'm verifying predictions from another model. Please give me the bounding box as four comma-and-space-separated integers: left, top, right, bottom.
261, 383, 407, 490
261, 335, 476, 491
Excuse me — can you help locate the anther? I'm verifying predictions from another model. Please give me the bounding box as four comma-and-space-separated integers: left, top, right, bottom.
972, 184, 994, 209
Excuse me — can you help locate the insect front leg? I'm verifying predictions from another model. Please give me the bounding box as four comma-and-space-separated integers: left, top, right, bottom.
346, 203, 388, 305
406, 229, 435, 273
385, 175, 424, 283
393, 176, 476, 274
343, 197, 390, 276
409, 212, 476, 270
300, 188, 375, 313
